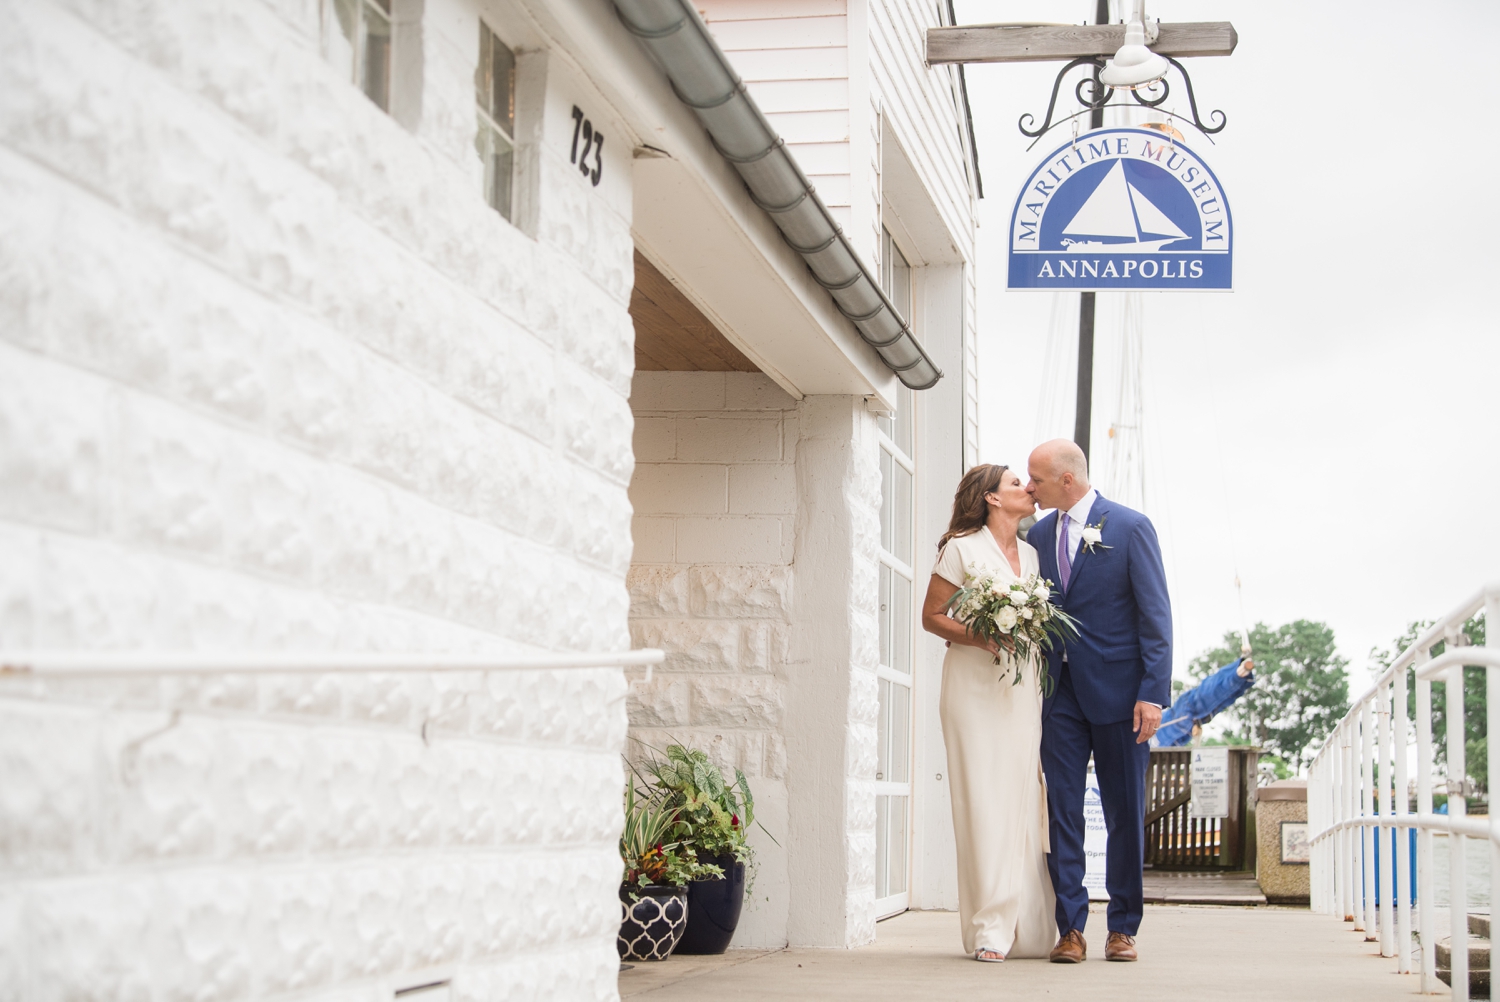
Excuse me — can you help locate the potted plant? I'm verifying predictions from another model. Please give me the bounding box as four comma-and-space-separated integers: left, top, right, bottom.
618, 780, 721, 962
638, 745, 772, 955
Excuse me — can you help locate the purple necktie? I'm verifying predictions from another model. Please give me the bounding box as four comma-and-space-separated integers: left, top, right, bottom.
1058, 513, 1073, 591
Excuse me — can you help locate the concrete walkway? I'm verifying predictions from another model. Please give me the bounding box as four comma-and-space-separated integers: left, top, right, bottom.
620, 904, 1423, 1000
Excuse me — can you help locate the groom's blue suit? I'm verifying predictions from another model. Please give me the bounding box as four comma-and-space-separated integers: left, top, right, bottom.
1032, 492, 1172, 938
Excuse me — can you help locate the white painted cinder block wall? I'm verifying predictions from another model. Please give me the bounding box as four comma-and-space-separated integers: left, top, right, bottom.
0, 0, 635, 998
626, 373, 881, 948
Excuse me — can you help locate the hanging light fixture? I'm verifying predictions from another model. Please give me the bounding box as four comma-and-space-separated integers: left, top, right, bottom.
1099, 0, 1169, 89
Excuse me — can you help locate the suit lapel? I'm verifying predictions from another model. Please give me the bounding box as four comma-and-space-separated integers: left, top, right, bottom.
1064, 493, 1110, 595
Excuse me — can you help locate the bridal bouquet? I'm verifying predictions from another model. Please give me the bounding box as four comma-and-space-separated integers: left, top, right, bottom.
944, 572, 1079, 695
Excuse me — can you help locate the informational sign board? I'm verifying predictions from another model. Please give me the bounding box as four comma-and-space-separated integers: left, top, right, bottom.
1189, 746, 1230, 818
1083, 770, 1109, 901
1008, 127, 1232, 291
1280, 821, 1310, 864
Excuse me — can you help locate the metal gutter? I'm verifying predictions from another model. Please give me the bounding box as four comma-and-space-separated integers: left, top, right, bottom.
614, 0, 943, 391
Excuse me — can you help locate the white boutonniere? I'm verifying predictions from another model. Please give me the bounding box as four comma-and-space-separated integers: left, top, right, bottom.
1080, 515, 1111, 553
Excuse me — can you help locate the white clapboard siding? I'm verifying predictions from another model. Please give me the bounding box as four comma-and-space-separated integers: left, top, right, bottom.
867, 0, 980, 464
700, 1, 855, 223
702, 0, 979, 457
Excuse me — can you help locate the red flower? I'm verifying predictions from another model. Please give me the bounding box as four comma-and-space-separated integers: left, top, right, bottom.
731, 814, 739, 827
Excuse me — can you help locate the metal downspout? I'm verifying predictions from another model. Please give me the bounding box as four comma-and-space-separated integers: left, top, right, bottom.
614, 0, 943, 391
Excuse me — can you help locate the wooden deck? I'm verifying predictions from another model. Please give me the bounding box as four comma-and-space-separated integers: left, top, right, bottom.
1143, 870, 1268, 905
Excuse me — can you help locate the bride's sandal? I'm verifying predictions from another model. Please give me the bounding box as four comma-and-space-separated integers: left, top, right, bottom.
974, 948, 1005, 963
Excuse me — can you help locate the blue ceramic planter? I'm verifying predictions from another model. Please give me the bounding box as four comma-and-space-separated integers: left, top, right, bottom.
674, 858, 746, 955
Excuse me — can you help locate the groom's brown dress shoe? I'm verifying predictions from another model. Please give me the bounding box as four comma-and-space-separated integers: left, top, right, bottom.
1049, 930, 1087, 963
1105, 931, 1138, 962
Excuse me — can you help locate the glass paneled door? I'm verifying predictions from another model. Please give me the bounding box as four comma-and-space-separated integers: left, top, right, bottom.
875, 230, 915, 919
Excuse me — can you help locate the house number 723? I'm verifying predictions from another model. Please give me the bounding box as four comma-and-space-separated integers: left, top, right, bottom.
570, 106, 603, 187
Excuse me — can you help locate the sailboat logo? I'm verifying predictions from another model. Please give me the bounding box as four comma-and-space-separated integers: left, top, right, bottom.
1007, 127, 1233, 291
1059, 161, 1189, 253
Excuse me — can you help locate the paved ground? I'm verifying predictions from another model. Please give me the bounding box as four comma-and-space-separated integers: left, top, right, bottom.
620, 904, 1425, 1000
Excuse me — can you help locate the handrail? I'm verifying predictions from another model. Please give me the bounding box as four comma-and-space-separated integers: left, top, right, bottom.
1343, 581, 1498, 706
0, 648, 666, 677
1306, 579, 1499, 1000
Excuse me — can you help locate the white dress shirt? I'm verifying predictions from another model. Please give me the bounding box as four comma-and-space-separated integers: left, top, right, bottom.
1058, 489, 1098, 563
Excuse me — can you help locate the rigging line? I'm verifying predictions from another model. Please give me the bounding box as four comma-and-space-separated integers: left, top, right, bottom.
1033, 291, 1072, 446
1202, 364, 1253, 648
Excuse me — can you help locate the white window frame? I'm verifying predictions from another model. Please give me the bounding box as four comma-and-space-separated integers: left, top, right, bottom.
476, 20, 518, 221
875, 228, 918, 921
321, 0, 394, 112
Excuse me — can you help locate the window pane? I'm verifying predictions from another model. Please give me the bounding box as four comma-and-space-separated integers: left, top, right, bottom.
879, 564, 892, 669
476, 22, 492, 109
325, 0, 358, 81
879, 449, 894, 554
884, 458, 912, 566
477, 116, 514, 220
361, 1, 392, 110
890, 243, 912, 320
876, 795, 890, 898
893, 384, 913, 457
888, 795, 909, 894
877, 677, 891, 780
887, 681, 910, 782
490, 35, 515, 137
477, 23, 516, 137
889, 571, 910, 675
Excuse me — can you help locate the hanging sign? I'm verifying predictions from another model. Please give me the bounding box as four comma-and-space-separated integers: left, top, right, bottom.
1008, 127, 1232, 291
1189, 746, 1230, 818
1083, 768, 1109, 901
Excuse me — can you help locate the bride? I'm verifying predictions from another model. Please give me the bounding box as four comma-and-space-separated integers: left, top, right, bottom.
921, 463, 1056, 962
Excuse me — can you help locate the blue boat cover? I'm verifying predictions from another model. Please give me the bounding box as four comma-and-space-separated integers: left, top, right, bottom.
1153, 657, 1255, 747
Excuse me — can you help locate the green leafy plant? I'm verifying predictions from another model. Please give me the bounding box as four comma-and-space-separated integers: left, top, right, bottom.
1190, 620, 1349, 774
634, 744, 777, 892
1372, 614, 1488, 793
620, 780, 722, 892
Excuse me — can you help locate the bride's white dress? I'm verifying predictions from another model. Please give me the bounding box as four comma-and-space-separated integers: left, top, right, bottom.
933, 527, 1057, 958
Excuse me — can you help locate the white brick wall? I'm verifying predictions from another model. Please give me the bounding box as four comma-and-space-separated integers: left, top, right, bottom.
625, 371, 795, 947
1, 0, 635, 997
625, 374, 881, 949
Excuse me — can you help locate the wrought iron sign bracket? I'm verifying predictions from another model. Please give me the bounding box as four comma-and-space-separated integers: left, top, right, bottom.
1019, 55, 1226, 144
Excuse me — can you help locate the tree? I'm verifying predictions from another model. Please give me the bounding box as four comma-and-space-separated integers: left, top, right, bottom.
1371, 615, 1488, 793
1188, 620, 1349, 774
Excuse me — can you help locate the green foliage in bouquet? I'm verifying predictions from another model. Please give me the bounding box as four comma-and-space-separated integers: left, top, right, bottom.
944, 571, 1078, 696
620, 780, 723, 894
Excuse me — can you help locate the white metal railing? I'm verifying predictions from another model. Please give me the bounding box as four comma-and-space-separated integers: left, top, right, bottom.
0, 648, 665, 677
1308, 581, 1500, 999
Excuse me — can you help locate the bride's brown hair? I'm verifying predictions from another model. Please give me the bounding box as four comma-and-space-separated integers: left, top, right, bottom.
937, 463, 1009, 552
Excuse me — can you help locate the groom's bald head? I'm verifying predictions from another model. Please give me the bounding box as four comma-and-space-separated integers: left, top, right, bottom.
1026, 439, 1091, 511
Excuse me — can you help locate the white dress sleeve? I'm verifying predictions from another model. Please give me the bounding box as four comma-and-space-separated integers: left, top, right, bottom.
932, 536, 968, 587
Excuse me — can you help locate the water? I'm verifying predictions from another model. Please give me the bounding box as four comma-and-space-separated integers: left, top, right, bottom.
1430, 833, 1492, 910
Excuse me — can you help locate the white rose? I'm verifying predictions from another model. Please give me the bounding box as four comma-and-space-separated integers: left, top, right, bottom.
1021, 607, 1034, 620
996, 606, 1018, 631
1081, 526, 1102, 546
989, 580, 1005, 596
1034, 584, 1051, 600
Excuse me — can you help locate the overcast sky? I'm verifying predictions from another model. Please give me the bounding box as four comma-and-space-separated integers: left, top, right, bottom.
954, 0, 1500, 686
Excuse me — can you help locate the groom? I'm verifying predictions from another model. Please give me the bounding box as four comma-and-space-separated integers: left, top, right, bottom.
1026, 440, 1172, 964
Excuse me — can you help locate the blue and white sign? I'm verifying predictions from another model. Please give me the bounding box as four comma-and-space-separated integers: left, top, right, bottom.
1008, 127, 1232, 291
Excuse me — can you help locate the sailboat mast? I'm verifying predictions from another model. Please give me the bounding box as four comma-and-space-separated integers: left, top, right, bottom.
1073, 0, 1110, 461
